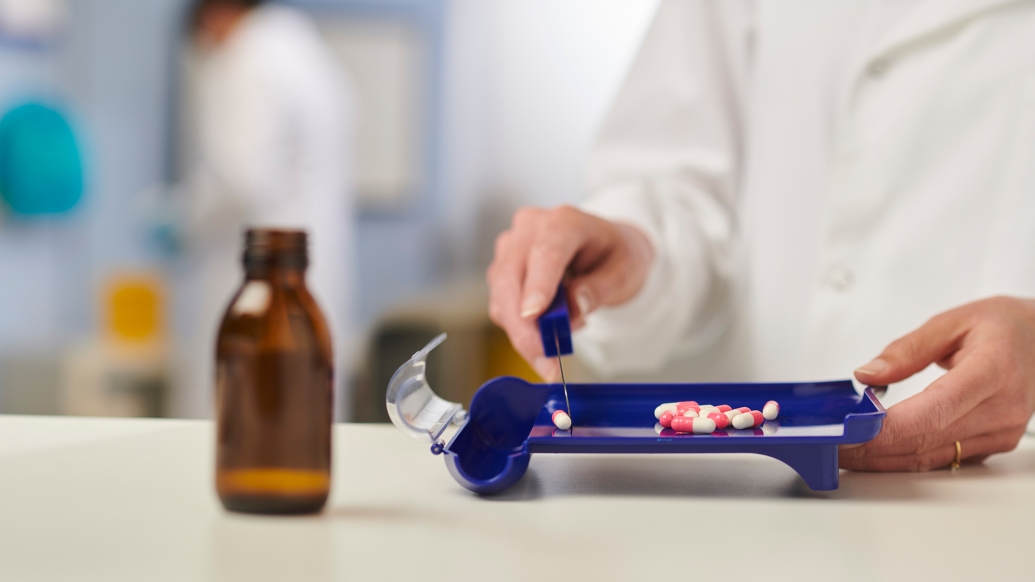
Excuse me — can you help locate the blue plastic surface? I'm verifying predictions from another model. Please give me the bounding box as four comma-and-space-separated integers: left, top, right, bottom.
538, 285, 572, 357
443, 378, 886, 494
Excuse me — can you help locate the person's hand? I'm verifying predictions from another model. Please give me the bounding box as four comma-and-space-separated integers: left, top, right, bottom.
841, 296, 1035, 471
486, 206, 654, 381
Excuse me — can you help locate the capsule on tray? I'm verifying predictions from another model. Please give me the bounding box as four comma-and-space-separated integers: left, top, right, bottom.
724, 406, 750, 424
659, 410, 676, 428
676, 401, 700, 415
552, 410, 572, 430
652, 400, 778, 433
654, 402, 677, 419
705, 410, 729, 430
732, 410, 765, 429
671, 416, 716, 434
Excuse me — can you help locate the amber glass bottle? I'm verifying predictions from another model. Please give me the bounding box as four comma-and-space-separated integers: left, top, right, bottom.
215, 229, 333, 514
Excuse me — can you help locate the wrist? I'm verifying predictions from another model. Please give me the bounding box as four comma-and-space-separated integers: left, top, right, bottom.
615, 221, 655, 298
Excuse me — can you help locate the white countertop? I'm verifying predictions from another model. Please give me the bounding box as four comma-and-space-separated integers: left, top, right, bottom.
0, 415, 1031, 581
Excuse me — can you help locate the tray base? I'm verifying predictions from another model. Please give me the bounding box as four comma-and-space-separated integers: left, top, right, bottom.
443, 377, 884, 494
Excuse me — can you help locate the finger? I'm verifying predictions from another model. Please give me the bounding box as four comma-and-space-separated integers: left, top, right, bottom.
522, 323, 560, 381
488, 267, 524, 332
491, 288, 560, 382
854, 309, 968, 386
568, 247, 638, 317
841, 390, 1018, 458
533, 356, 560, 384
568, 222, 653, 320
520, 207, 587, 319
839, 427, 1024, 472
490, 283, 555, 381
487, 225, 558, 380
859, 352, 995, 448
487, 228, 528, 325
848, 428, 1022, 472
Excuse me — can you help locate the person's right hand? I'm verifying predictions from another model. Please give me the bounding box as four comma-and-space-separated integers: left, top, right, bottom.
486, 205, 654, 381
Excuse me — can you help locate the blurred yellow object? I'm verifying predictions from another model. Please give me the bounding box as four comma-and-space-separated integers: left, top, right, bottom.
104, 274, 164, 344
57, 273, 170, 418
486, 325, 542, 383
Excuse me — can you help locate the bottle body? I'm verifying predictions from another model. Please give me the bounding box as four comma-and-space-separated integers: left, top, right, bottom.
215, 230, 333, 514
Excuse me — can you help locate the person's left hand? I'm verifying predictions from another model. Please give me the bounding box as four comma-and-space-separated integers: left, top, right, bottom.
841, 296, 1035, 471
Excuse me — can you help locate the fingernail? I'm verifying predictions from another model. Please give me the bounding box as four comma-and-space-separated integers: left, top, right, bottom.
575, 291, 593, 317
855, 358, 888, 377
534, 357, 559, 382
520, 293, 545, 319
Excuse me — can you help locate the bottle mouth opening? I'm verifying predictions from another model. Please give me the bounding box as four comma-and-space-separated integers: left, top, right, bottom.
243, 228, 308, 269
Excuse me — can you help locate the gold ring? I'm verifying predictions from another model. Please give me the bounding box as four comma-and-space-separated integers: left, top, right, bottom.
950, 440, 962, 471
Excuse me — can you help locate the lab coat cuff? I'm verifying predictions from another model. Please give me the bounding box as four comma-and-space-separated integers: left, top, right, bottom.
574, 185, 690, 374
580, 185, 665, 268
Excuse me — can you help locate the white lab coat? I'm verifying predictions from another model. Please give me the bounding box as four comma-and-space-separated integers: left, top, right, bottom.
173, 5, 355, 419
575, 0, 1035, 409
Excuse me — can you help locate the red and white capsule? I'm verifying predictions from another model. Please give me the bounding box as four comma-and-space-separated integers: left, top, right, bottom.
724, 406, 750, 423
671, 416, 716, 434
696, 412, 716, 422
705, 410, 729, 430
552, 410, 572, 430
731, 410, 764, 430
659, 410, 676, 429
676, 401, 700, 415
762, 400, 780, 421
654, 402, 678, 419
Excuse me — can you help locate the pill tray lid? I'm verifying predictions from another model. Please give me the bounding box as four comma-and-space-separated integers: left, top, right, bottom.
385, 333, 466, 443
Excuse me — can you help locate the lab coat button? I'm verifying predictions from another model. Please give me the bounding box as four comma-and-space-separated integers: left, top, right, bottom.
867, 58, 889, 77
827, 266, 854, 292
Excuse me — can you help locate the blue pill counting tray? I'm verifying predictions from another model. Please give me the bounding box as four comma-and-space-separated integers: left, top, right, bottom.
386, 334, 886, 494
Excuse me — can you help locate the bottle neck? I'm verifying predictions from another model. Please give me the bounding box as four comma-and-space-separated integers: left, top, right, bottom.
245, 266, 307, 287
241, 229, 309, 286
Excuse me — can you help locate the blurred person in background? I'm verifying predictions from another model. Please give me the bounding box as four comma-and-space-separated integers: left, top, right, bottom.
172, 0, 355, 419
488, 1, 1035, 471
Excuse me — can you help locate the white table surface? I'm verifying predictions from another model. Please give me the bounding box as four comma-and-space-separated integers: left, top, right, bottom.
0, 415, 1031, 582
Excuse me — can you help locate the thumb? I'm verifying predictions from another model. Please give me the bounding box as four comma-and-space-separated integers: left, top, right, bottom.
854, 311, 966, 386
567, 255, 639, 320
567, 222, 653, 321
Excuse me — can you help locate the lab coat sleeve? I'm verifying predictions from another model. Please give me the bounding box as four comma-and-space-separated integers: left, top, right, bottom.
574, 0, 752, 376
184, 52, 286, 243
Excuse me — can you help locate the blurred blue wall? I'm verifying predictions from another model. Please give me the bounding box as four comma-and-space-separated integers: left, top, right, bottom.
0, 0, 658, 407
0, 0, 447, 360
294, 0, 448, 330
0, 0, 185, 353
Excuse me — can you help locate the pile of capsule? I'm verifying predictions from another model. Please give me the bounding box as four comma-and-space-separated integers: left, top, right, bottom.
654, 400, 780, 434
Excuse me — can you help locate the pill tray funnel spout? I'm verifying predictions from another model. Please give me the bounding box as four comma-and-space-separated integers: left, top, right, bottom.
385, 333, 466, 443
